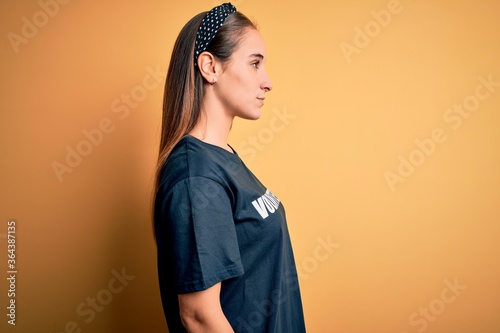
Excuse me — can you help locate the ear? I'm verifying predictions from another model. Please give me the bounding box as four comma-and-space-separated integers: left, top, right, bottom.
197, 51, 219, 84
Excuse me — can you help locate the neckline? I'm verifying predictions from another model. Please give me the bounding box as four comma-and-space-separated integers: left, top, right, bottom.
184, 135, 238, 156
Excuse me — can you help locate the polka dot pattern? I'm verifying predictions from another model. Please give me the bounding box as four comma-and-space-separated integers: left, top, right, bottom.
194, 2, 236, 66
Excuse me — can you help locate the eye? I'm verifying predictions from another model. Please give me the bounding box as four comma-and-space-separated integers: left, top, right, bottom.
251, 61, 260, 69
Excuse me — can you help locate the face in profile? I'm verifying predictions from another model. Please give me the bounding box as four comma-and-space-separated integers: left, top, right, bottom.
213, 28, 273, 120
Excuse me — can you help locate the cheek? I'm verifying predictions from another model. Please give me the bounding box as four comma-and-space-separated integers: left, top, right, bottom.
225, 71, 255, 98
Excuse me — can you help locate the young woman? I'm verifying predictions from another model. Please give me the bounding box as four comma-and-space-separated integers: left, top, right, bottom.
153, 3, 306, 332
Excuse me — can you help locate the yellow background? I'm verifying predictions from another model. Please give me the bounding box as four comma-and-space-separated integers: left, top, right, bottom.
1, 0, 499, 332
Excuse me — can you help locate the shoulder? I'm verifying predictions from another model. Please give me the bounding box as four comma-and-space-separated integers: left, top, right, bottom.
158, 136, 238, 193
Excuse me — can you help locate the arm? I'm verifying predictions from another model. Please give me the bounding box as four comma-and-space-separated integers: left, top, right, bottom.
178, 282, 234, 333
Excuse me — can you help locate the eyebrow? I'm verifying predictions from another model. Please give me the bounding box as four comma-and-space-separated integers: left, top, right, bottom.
249, 53, 264, 60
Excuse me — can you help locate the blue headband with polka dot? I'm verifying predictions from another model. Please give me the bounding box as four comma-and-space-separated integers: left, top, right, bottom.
194, 2, 236, 66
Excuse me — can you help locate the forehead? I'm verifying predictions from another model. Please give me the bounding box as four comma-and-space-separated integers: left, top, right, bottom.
234, 28, 267, 57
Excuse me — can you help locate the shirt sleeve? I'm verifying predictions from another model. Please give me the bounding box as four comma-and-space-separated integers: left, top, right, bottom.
157, 176, 244, 294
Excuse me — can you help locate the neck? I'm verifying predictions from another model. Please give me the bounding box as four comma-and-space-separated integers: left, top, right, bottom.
189, 89, 234, 152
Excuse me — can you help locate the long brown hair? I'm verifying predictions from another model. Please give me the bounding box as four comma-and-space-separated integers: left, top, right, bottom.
153, 11, 257, 201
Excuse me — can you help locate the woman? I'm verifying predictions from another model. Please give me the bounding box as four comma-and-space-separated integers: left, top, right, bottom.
153, 3, 306, 332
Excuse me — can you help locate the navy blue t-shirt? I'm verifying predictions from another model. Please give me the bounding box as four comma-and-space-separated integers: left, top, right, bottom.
154, 135, 306, 333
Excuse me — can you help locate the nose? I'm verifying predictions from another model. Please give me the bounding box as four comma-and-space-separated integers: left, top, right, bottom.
261, 68, 273, 92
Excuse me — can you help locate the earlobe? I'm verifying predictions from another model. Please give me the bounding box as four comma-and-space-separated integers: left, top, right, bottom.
197, 51, 217, 84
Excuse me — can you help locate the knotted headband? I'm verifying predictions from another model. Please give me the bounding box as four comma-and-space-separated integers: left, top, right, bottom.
194, 2, 237, 66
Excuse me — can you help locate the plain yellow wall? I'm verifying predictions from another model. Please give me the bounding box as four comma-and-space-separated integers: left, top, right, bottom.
1, 1, 499, 332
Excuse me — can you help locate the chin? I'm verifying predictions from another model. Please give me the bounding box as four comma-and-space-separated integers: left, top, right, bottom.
249, 112, 261, 120
238, 109, 261, 120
